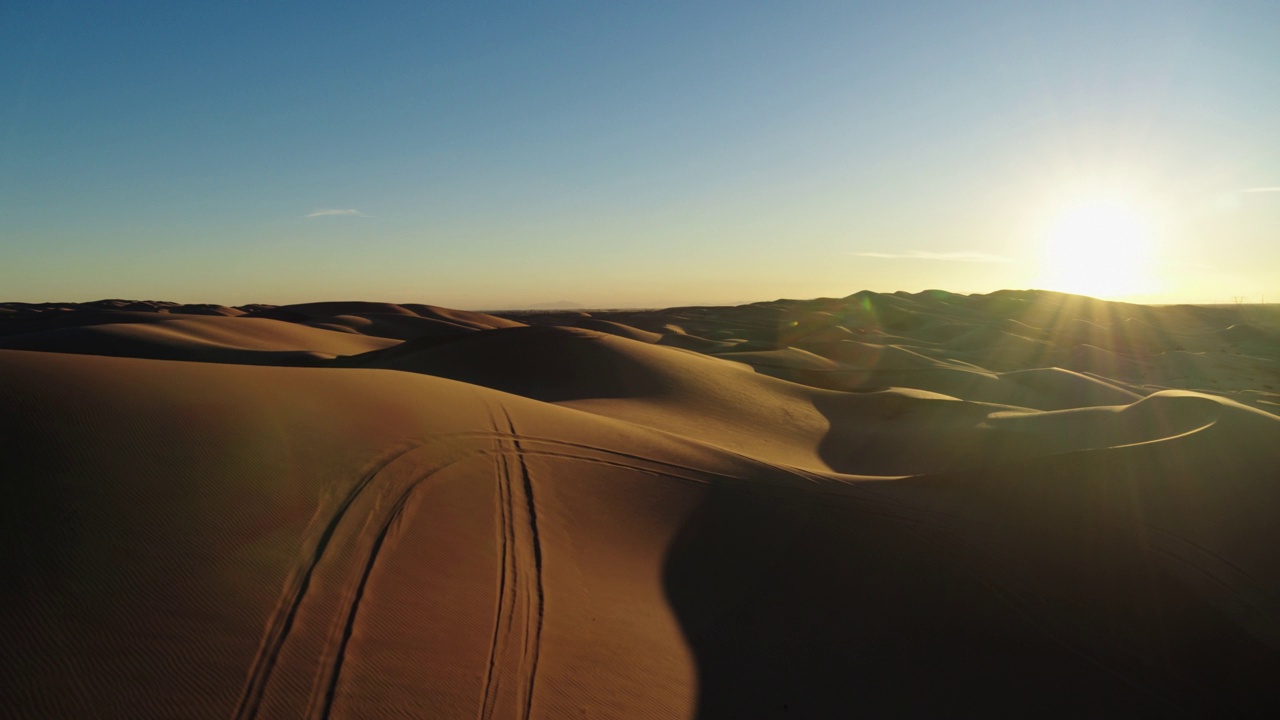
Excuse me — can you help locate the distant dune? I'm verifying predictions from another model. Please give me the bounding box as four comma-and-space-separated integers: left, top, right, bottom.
3, 290, 1280, 717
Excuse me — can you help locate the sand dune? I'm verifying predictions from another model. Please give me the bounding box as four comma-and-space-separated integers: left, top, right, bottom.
3, 290, 1280, 717
0, 315, 397, 364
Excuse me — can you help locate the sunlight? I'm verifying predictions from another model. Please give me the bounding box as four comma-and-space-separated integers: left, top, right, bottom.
1038, 198, 1157, 299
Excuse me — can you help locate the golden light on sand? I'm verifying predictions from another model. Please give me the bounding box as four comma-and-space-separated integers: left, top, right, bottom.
6, 293, 1280, 715
1039, 198, 1156, 299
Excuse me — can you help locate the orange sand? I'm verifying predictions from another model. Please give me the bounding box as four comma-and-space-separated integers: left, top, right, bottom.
3, 290, 1279, 717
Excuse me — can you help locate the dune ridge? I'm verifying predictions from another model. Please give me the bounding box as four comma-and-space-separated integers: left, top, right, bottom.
3, 290, 1280, 717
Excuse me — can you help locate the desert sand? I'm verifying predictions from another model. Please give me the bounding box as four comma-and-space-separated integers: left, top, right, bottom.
3, 289, 1280, 717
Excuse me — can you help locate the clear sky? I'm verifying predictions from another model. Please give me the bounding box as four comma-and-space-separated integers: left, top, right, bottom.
3, 1, 1278, 308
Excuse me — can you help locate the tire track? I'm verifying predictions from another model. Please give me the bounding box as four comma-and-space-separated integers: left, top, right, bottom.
240, 423, 926, 719
233, 441, 424, 720
478, 406, 515, 720
474, 405, 546, 720
502, 407, 545, 720
1142, 522, 1280, 648
312, 457, 463, 719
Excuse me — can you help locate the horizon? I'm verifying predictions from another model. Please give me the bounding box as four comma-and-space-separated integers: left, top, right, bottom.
3, 1, 1279, 307
3, 286, 1276, 314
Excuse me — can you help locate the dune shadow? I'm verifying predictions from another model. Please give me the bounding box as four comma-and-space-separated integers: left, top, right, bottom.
658, 472, 1172, 717
662, 383, 1280, 716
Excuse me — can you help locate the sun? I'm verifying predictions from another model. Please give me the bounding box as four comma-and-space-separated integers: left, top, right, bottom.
1038, 198, 1157, 299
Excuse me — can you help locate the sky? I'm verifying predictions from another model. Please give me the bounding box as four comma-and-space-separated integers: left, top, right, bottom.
2, 0, 1278, 308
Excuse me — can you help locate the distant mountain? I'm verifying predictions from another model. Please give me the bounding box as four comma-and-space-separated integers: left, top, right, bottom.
521, 300, 585, 309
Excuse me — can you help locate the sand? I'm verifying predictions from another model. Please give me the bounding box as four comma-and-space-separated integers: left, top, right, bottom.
2, 290, 1279, 717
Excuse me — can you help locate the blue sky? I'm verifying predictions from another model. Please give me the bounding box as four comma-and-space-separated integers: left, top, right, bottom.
3, 1, 1278, 307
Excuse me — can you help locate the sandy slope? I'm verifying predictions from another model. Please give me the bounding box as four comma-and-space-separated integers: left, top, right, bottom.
3, 290, 1280, 718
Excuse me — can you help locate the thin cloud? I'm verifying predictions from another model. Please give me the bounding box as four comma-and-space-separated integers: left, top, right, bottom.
1240, 186, 1280, 193
305, 208, 371, 218
852, 251, 1013, 263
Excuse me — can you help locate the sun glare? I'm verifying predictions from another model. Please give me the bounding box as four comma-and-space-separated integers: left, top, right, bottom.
1038, 198, 1156, 299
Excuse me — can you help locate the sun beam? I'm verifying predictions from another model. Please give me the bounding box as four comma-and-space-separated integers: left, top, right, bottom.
1038, 197, 1157, 299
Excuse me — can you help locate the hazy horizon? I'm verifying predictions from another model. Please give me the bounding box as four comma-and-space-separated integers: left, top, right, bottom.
4, 1, 1278, 307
